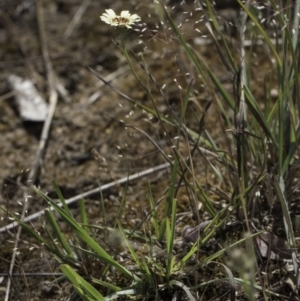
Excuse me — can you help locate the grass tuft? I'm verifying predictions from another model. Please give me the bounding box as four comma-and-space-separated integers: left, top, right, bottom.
3, 0, 300, 299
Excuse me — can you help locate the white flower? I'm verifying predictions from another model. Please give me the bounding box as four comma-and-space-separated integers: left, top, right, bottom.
100, 9, 141, 28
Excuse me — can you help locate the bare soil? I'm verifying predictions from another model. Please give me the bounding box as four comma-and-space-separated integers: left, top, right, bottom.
0, 1, 275, 300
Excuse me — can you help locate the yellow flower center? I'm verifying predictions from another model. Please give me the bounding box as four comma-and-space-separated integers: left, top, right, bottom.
112, 17, 129, 26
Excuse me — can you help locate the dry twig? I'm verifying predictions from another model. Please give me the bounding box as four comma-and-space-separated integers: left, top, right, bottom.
63, 0, 91, 40
0, 162, 171, 233
4, 1, 58, 300
88, 66, 129, 104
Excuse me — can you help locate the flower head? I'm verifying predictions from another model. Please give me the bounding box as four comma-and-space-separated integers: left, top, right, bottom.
100, 9, 141, 29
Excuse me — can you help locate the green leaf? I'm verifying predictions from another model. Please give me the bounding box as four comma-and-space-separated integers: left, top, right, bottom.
32, 186, 140, 281
61, 264, 106, 301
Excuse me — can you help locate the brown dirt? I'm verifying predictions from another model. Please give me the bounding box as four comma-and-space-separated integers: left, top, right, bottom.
0, 1, 274, 300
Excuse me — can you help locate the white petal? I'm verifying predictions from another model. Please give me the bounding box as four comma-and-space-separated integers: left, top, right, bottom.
130, 14, 141, 22
120, 11, 130, 18
101, 13, 110, 18
105, 9, 116, 17
100, 16, 111, 23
